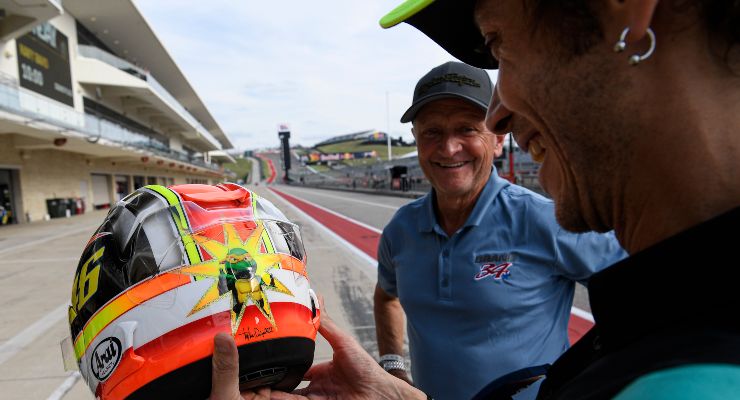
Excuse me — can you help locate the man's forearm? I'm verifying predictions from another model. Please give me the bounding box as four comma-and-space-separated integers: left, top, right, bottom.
373, 284, 406, 356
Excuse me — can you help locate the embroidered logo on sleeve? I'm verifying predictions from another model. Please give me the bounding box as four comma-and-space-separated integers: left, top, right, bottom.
474, 262, 512, 281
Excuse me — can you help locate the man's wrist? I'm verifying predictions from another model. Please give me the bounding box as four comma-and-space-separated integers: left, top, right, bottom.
379, 353, 406, 371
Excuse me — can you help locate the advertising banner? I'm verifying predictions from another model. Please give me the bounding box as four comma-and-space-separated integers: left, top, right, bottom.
301, 150, 378, 164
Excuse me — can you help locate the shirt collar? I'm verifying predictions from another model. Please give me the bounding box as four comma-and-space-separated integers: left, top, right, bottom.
417, 166, 509, 233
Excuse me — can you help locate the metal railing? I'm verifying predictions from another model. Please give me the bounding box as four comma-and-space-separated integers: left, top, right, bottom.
78, 45, 222, 150
293, 156, 431, 194
0, 71, 221, 172
292, 155, 545, 196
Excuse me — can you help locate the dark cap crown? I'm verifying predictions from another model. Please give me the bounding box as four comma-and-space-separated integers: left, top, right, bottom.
401, 61, 493, 123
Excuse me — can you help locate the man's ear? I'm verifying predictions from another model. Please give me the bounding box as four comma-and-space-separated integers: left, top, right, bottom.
410, 126, 417, 139
493, 134, 506, 157
604, 0, 659, 42
625, 0, 659, 41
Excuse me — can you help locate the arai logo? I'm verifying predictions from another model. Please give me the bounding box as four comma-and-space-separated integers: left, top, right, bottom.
90, 337, 122, 381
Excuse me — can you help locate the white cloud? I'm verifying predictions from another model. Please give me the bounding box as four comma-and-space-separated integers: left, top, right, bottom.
134, 0, 496, 150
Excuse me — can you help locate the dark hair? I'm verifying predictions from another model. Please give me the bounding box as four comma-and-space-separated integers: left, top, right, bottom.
528, 0, 604, 58
529, 0, 740, 66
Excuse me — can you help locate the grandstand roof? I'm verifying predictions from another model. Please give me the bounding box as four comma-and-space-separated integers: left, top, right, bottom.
314, 129, 386, 147
64, 0, 233, 149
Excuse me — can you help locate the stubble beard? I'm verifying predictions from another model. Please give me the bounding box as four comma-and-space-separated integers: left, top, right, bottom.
532, 50, 634, 234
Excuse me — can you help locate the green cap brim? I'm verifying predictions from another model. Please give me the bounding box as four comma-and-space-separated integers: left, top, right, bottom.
379, 0, 435, 28
378, 0, 497, 69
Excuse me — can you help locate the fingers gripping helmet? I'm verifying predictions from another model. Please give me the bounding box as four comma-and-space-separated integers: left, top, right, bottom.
66, 183, 320, 399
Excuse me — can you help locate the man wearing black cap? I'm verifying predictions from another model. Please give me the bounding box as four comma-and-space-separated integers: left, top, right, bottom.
373, 61, 624, 400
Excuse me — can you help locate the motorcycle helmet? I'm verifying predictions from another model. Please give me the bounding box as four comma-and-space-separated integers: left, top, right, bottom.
66, 183, 320, 399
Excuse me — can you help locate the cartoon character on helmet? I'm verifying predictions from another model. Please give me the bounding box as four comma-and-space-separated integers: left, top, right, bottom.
64, 183, 320, 399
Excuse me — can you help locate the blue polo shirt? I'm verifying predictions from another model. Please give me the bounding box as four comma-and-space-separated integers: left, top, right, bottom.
377, 171, 626, 400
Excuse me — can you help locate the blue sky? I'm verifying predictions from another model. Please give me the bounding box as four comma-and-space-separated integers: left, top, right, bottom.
134, 0, 497, 151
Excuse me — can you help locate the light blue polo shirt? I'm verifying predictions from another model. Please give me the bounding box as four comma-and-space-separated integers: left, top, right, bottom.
377, 170, 626, 400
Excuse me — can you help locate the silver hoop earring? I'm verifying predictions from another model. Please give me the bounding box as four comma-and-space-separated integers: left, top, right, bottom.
613, 27, 656, 66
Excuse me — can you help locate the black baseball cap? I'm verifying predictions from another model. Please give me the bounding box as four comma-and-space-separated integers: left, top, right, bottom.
401, 61, 493, 123
380, 0, 497, 70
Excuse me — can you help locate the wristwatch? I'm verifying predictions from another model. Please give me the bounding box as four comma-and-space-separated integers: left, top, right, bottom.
379, 354, 406, 372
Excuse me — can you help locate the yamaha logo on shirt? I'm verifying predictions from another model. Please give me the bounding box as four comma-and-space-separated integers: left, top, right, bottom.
474, 253, 515, 281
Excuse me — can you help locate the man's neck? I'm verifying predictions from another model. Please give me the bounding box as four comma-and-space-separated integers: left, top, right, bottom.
616, 72, 740, 254
434, 179, 489, 237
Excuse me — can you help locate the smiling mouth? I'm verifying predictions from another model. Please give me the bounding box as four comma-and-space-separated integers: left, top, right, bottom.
529, 138, 545, 163
517, 130, 545, 164
434, 161, 469, 168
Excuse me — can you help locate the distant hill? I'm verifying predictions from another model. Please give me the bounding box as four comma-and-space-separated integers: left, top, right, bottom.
222, 157, 253, 182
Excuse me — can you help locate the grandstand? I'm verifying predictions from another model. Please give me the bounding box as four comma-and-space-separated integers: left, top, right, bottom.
313, 129, 388, 147
0, 0, 236, 224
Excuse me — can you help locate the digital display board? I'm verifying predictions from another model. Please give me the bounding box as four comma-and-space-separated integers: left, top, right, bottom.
16, 22, 74, 107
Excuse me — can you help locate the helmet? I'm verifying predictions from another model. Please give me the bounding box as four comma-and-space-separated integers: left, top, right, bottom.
66, 183, 320, 399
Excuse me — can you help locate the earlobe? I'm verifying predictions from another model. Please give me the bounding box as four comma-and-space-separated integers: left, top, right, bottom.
623, 0, 659, 42
604, 0, 659, 42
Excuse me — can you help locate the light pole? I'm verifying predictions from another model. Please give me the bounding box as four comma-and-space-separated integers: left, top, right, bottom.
386, 91, 392, 161
508, 133, 515, 183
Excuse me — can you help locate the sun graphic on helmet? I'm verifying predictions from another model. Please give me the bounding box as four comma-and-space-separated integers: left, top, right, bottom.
177, 222, 294, 335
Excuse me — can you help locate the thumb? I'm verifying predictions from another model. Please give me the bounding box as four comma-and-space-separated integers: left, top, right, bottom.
210, 333, 240, 400
316, 313, 351, 348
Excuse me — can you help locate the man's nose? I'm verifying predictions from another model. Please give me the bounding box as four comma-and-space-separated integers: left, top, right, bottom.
439, 132, 462, 156
486, 88, 513, 136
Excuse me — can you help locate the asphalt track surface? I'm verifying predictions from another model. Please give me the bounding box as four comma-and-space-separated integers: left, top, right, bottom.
0, 156, 592, 400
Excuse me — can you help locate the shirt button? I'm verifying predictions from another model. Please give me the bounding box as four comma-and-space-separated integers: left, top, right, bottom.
442, 250, 449, 257
441, 278, 449, 286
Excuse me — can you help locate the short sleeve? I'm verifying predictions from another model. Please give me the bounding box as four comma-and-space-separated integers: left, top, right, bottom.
553, 229, 627, 283
376, 232, 398, 297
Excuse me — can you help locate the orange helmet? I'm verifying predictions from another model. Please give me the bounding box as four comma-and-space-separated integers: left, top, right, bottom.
66, 183, 320, 399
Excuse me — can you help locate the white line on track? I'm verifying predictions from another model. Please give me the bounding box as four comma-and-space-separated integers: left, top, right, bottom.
271, 188, 596, 322
46, 372, 81, 400
0, 302, 68, 366
268, 189, 378, 271
570, 306, 595, 322
280, 187, 401, 211
0, 257, 79, 264
273, 188, 382, 234
0, 224, 98, 255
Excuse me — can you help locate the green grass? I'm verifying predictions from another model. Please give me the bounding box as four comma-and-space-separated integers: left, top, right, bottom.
342, 158, 376, 167
222, 157, 252, 182
307, 164, 331, 172
260, 158, 271, 180
315, 140, 416, 161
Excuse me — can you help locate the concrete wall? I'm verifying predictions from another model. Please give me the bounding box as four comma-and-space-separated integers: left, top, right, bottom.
0, 14, 230, 224
1, 134, 223, 222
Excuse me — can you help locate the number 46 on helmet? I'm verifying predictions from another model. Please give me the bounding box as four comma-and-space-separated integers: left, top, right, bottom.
61, 183, 320, 399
